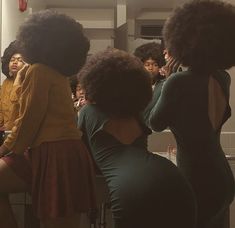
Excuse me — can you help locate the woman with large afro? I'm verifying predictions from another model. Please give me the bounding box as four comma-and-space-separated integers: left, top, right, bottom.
77, 48, 197, 228
0, 10, 96, 228
134, 42, 165, 85
149, 1, 235, 227
0, 41, 25, 131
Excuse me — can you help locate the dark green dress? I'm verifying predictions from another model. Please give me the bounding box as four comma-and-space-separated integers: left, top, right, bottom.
78, 104, 196, 228
148, 70, 235, 228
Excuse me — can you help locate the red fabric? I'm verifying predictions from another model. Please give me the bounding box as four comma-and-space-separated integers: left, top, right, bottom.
2, 151, 32, 189
3, 139, 97, 219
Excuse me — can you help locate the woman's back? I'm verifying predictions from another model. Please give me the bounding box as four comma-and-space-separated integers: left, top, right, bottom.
78, 104, 196, 228
149, 70, 235, 227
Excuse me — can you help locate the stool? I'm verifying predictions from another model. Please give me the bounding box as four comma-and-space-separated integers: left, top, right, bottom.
10, 192, 40, 228
88, 175, 111, 228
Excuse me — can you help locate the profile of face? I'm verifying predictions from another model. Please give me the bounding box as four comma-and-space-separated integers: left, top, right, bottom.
143, 58, 160, 82
76, 83, 87, 106
8, 53, 25, 77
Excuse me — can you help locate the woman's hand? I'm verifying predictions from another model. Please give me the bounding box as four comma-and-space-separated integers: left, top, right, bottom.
160, 57, 180, 78
0, 145, 10, 158
74, 96, 88, 110
13, 64, 30, 87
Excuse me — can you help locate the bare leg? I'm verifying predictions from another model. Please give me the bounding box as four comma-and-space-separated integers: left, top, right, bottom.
42, 214, 81, 228
0, 159, 28, 228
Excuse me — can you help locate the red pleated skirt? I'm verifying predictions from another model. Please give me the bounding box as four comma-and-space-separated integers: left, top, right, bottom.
2, 139, 97, 219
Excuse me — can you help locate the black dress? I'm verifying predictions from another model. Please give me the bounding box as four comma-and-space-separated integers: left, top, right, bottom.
78, 104, 196, 228
148, 70, 235, 228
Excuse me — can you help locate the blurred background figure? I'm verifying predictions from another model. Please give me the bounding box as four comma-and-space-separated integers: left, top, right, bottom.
70, 75, 87, 116
0, 41, 25, 131
134, 42, 165, 86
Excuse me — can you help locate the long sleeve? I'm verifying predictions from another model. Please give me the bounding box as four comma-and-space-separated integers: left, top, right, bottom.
3, 66, 50, 154
7, 85, 22, 130
0, 81, 11, 128
149, 76, 178, 132
142, 80, 165, 127
0, 86, 3, 127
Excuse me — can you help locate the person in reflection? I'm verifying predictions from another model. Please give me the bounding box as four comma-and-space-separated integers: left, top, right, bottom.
0, 41, 25, 132
134, 42, 165, 86
70, 75, 87, 116
77, 48, 196, 228
148, 1, 235, 228
133, 42, 169, 125
0, 10, 96, 228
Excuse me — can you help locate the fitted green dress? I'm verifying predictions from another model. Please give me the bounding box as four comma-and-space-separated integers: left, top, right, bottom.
78, 104, 196, 228
148, 70, 235, 228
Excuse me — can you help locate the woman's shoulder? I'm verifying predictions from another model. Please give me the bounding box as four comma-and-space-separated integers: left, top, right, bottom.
80, 104, 108, 121
78, 104, 109, 135
1, 78, 14, 93
28, 63, 64, 79
2, 78, 13, 86
160, 71, 188, 92
81, 104, 100, 113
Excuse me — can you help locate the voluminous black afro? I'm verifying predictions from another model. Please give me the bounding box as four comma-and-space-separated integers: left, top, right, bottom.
134, 42, 165, 67
78, 48, 152, 117
163, 0, 235, 72
1, 40, 22, 78
16, 10, 90, 76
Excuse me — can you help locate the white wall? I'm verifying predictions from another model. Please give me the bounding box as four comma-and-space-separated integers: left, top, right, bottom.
50, 8, 115, 54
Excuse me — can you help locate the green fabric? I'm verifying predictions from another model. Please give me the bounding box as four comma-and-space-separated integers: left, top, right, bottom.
78, 104, 196, 228
149, 70, 235, 227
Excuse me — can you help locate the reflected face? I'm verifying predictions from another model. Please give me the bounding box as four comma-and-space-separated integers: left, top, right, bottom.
143, 58, 160, 75
143, 58, 160, 83
76, 84, 85, 99
8, 53, 24, 77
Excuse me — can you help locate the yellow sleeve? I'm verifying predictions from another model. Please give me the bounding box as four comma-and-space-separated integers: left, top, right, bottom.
3, 65, 50, 154
7, 85, 22, 130
9, 85, 22, 103
0, 85, 3, 127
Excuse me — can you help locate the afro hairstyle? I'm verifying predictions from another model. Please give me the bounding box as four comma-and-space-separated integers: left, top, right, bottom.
16, 10, 90, 76
163, 0, 235, 72
78, 48, 152, 118
134, 42, 165, 67
1, 40, 22, 78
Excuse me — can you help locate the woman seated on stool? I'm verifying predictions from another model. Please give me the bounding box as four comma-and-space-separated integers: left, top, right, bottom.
0, 10, 96, 228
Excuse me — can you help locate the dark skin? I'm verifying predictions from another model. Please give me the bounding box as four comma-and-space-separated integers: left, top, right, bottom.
159, 57, 181, 78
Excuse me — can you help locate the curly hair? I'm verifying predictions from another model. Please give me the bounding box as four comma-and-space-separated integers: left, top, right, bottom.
163, 0, 235, 72
1, 40, 22, 78
78, 48, 152, 117
16, 10, 90, 76
134, 42, 165, 67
